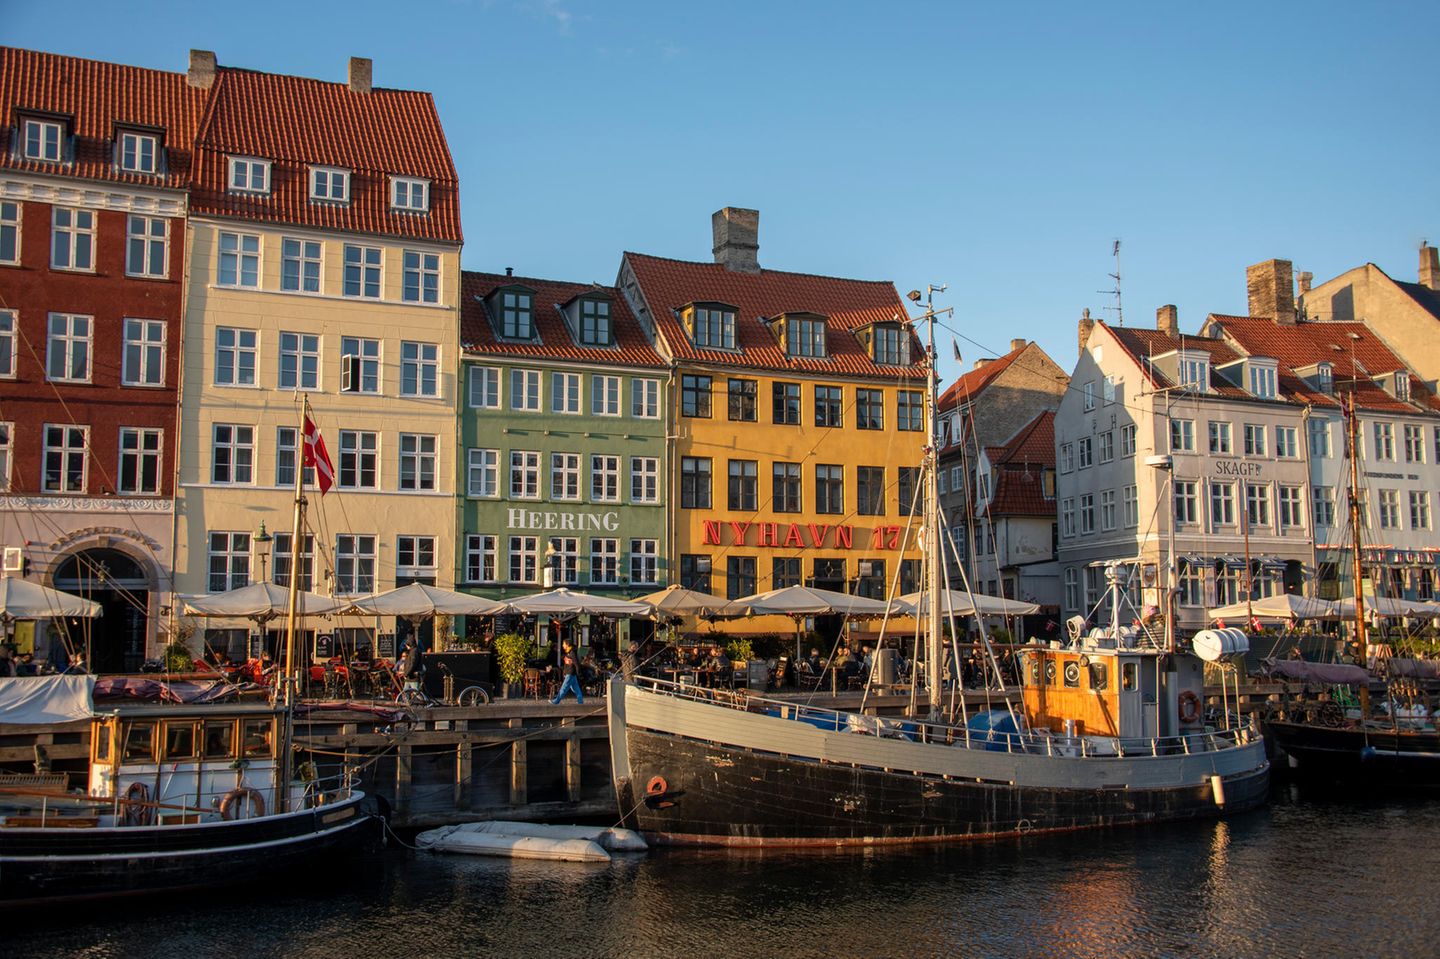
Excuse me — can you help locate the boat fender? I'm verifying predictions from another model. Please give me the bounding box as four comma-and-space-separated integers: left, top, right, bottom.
1359, 745, 1377, 764
645, 776, 668, 796
122, 781, 154, 827
1178, 691, 1202, 725
220, 786, 266, 821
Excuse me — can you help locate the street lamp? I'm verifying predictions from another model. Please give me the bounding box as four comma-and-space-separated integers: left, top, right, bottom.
255, 521, 274, 584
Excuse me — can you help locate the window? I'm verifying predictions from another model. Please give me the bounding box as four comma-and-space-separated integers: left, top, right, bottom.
1209, 481, 1235, 526
343, 245, 382, 299
1313, 487, 1335, 527
43, 313, 90, 383
1374, 423, 1395, 461
1178, 561, 1205, 607
1178, 356, 1209, 391
390, 176, 429, 212
1245, 483, 1271, 528
773, 557, 801, 589
1404, 424, 1425, 463
125, 215, 168, 278
1077, 437, 1092, 469
1174, 480, 1198, 524
510, 450, 540, 499
774, 462, 801, 512
309, 166, 349, 202
692, 307, 736, 349
116, 130, 160, 173
579, 299, 611, 345
1103, 375, 1117, 405
207, 532, 250, 592
0, 423, 9, 490
1215, 564, 1242, 606
727, 557, 757, 599
1100, 490, 1116, 530
590, 538, 620, 585
1170, 418, 1195, 452
211, 424, 254, 484
398, 434, 436, 491
681, 375, 712, 417
815, 386, 842, 427
271, 533, 314, 591
121, 319, 165, 386
468, 448, 499, 497
1378, 489, 1400, 529
728, 378, 757, 422
680, 554, 711, 593
873, 325, 910, 365
275, 426, 315, 489
338, 431, 378, 489
1059, 443, 1074, 473
1209, 421, 1232, 455
627, 538, 656, 581
1435, 426, 1440, 464
857, 466, 885, 515
855, 559, 887, 599
1411, 490, 1432, 530
1395, 372, 1411, 401
856, 389, 884, 430
217, 231, 260, 287
51, 207, 94, 271
1064, 567, 1080, 613
401, 342, 438, 397
1309, 419, 1331, 458
950, 465, 963, 493
228, 156, 270, 194
550, 453, 580, 501
469, 366, 500, 408
1279, 486, 1303, 528
632, 378, 660, 419
215, 327, 257, 386
397, 536, 436, 574
680, 457, 711, 509
552, 538, 580, 585
22, 117, 64, 162
340, 337, 380, 394
1079, 493, 1095, 534
630, 456, 658, 503
813, 464, 843, 514
1315, 364, 1333, 393
508, 536, 539, 584
1123, 484, 1138, 527
281, 238, 322, 293
591, 454, 620, 503
552, 372, 581, 414
592, 375, 621, 416
773, 382, 800, 425
510, 369, 540, 411
466, 535, 499, 583
0, 201, 18, 264
402, 250, 440, 303
1249, 364, 1277, 399
897, 467, 919, 516
785, 315, 825, 357
1083, 380, 1095, 411
40, 424, 86, 492
500, 291, 533, 339
1099, 431, 1114, 463
1276, 426, 1298, 459
335, 535, 376, 594
1243, 424, 1267, 457
894, 390, 924, 432
937, 471, 947, 495
1061, 498, 1076, 537
728, 459, 757, 511
278, 332, 320, 390
1121, 424, 1137, 457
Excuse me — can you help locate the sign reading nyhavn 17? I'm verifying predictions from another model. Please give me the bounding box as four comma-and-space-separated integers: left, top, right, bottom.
701, 519, 916, 550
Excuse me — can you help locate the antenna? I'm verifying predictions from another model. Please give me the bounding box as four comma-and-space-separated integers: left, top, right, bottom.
1098, 238, 1124, 326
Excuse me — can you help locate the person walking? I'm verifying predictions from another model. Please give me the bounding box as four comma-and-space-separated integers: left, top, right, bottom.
550, 640, 584, 705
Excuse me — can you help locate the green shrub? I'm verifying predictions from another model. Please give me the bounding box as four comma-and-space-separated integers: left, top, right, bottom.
494, 632, 532, 685
162, 641, 194, 672
725, 638, 755, 663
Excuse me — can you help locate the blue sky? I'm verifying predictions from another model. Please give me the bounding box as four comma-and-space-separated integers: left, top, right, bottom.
6, 1, 1436, 385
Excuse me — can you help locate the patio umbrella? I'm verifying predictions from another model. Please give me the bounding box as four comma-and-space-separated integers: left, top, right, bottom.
1207, 594, 1341, 622
1334, 596, 1433, 618
501, 588, 652, 618
636, 584, 732, 617
0, 577, 101, 621
722, 584, 896, 618
347, 583, 508, 619
180, 581, 348, 623
895, 588, 1040, 618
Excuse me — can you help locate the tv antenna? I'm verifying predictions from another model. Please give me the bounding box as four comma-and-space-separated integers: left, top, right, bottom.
1098, 238, 1124, 326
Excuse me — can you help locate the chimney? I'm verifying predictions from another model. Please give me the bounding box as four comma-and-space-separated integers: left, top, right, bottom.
1157, 304, 1178, 338
973, 358, 995, 371
1297, 271, 1313, 295
1077, 308, 1094, 356
187, 49, 216, 90
348, 56, 373, 94
1421, 244, 1440, 291
712, 207, 760, 273
1010, 338, 1026, 353
1246, 258, 1297, 325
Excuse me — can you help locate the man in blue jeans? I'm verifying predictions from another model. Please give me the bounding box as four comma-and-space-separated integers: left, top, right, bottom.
551, 640, 583, 705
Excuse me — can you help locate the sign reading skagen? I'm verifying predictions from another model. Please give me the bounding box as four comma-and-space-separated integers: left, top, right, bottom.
506, 508, 620, 532
1213, 460, 1263, 478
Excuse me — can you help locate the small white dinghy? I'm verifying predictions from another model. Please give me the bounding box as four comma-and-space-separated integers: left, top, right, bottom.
416, 821, 647, 863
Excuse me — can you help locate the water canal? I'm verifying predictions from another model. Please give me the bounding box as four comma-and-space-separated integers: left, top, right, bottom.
11, 784, 1439, 958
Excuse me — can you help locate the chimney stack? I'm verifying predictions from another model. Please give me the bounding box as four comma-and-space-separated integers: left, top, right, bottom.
1078, 308, 1095, 356
187, 49, 216, 90
348, 57, 373, 94
973, 358, 995, 371
1010, 338, 1027, 353
1297, 271, 1313, 295
1246, 258, 1297, 325
1157, 304, 1178, 338
712, 207, 760, 273
1421, 244, 1440, 291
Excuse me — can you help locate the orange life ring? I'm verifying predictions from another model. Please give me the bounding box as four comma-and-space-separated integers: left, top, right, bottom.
122, 781, 153, 827
220, 786, 266, 821
645, 775, 668, 796
1178, 690, 1202, 725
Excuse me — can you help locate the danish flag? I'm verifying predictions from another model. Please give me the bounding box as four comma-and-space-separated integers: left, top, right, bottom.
302, 413, 335, 495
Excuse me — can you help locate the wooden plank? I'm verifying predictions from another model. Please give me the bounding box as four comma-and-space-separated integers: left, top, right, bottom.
508, 718, 526, 806
565, 727, 582, 803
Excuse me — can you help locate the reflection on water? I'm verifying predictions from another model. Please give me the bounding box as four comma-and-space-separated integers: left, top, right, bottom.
11, 785, 1440, 959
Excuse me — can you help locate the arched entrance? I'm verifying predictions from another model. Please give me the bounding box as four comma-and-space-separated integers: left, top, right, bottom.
53, 548, 151, 673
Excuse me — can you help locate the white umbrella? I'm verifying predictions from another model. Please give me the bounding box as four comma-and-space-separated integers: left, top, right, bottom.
1334, 596, 1432, 618
0, 577, 101, 621
723, 584, 896, 618
896, 588, 1040, 618
636, 584, 733, 617
347, 583, 508, 619
502, 588, 652, 618
1207, 594, 1340, 622
180, 581, 348, 622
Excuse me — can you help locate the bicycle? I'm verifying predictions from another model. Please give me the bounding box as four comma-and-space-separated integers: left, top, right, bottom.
379, 661, 491, 707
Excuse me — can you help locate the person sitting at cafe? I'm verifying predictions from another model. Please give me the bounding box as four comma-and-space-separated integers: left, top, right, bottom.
806, 647, 823, 675
841, 645, 862, 682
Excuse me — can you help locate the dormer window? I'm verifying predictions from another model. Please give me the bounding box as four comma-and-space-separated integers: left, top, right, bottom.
687, 304, 737, 350
871, 324, 910, 365
1177, 353, 1209, 392
1248, 363, 1277, 400
228, 156, 271, 194
579, 299, 612, 346
779, 312, 826, 359
391, 176, 429, 212
1316, 363, 1333, 393
310, 166, 350, 203
1395, 371, 1411, 401
494, 288, 535, 340
117, 130, 160, 174
21, 117, 65, 163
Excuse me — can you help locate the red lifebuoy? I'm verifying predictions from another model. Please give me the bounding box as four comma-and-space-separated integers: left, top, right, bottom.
122, 781, 153, 827
1178, 690, 1202, 725
220, 786, 266, 820
645, 775, 668, 796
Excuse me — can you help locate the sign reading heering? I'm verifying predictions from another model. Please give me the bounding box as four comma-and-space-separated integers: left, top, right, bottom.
507, 508, 620, 532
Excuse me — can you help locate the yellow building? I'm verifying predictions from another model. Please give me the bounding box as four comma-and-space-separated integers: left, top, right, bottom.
174, 56, 462, 657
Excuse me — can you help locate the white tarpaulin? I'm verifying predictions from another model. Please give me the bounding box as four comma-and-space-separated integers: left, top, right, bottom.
180, 581, 348, 621
346, 583, 508, 619
502, 588, 652, 618
1208, 594, 1340, 621
896, 589, 1040, 618
0, 674, 95, 725
723, 585, 897, 618
0, 577, 101, 620
636, 584, 733, 617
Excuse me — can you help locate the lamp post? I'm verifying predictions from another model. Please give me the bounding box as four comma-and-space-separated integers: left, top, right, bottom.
255, 521, 273, 585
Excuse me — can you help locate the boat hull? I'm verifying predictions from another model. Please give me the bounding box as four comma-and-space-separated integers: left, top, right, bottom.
0, 791, 379, 905
1266, 720, 1440, 787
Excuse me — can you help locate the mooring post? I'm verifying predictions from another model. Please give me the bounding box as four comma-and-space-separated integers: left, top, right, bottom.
565, 723, 582, 803
509, 717, 527, 806
455, 719, 471, 811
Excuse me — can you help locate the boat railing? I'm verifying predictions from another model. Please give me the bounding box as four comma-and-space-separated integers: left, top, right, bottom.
633, 675, 1257, 758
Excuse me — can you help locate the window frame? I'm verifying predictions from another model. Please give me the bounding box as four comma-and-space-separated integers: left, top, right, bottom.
400, 341, 439, 398
681, 374, 712, 418
343, 243, 383, 299
552, 371, 581, 414
340, 336, 381, 395
402, 249, 440, 304
50, 206, 95, 272
509, 450, 541, 500
46, 312, 92, 383
390, 176, 430, 212
278, 331, 321, 391
125, 215, 168, 278
814, 385, 842, 428
469, 366, 501, 409
467, 448, 500, 498
121, 318, 166, 387
632, 378, 660, 419
214, 326, 259, 387
680, 456, 712, 509
228, 156, 272, 195
630, 456, 659, 504
398, 433, 438, 492
280, 237, 323, 293
728, 378, 757, 422
337, 430, 379, 490
309, 165, 350, 203
0, 310, 15, 378
217, 231, 261, 288
117, 427, 163, 495
42, 423, 88, 493
772, 381, 801, 425
117, 129, 161, 174
0, 200, 19, 266
510, 369, 541, 411
855, 389, 884, 431
22, 117, 65, 163
207, 531, 251, 593
728, 458, 758, 511
210, 423, 255, 485
591, 374, 621, 417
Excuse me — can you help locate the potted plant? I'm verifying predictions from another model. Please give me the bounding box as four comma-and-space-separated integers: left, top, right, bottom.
494, 631, 531, 698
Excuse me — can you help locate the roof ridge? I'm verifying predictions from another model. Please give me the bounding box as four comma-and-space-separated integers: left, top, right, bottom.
464, 269, 614, 291
623, 250, 899, 288
1, 45, 187, 81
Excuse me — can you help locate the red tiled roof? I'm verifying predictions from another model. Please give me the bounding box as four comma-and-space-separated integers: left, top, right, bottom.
622, 252, 925, 379
937, 346, 1024, 410
0, 47, 207, 189
993, 410, 1055, 466
190, 67, 461, 242
988, 466, 1055, 517
460, 271, 665, 369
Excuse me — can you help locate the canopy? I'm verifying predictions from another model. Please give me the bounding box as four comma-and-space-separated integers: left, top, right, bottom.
1263, 658, 1370, 687
347, 583, 508, 619
0, 674, 95, 725
180, 581, 348, 621
895, 588, 1040, 618
723, 585, 895, 618
635, 584, 732, 617
1207, 594, 1340, 622
502, 588, 652, 618
1334, 596, 1431, 618
0, 576, 101, 621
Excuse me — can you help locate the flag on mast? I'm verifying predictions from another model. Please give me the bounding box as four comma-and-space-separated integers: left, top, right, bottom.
302, 406, 335, 495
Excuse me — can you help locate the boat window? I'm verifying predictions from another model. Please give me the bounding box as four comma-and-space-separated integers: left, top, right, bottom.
1028, 657, 1040, 684
122, 722, 156, 763
164, 722, 198, 761
1063, 661, 1081, 688
203, 720, 235, 760
1121, 662, 1137, 691
1043, 660, 1057, 686
242, 719, 275, 758
94, 723, 112, 763
1088, 662, 1108, 691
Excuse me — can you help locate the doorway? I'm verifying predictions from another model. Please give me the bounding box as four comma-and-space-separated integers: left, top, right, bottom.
52, 548, 151, 673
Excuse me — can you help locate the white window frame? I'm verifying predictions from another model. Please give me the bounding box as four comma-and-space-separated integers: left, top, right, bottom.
402, 250, 440, 304
390, 176, 430, 212
590, 538, 619, 585
468, 366, 500, 409
1123, 485, 1138, 528
552, 541, 579, 588
1121, 423, 1136, 457
275, 426, 316, 489
51, 207, 94, 271
281, 237, 323, 293
1403, 424, 1425, 464
118, 427, 163, 495
207, 532, 251, 592
1170, 419, 1195, 453
211, 424, 255, 485
398, 433, 437, 491
42, 423, 88, 493
629, 539, 658, 585
228, 156, 271, 194
466, 534, 499, 584
1100, 489, 1116, 531
118, 130, 159, 174
340, 336, 381, 394
510, 369, 540, 411
343, 244, 383, 299
215, 326, 258, 387
400, 341, 439, 397
551, 452, 581, 501
335, 534, 377, 595
632, 377, 659, 418
338, 430, 379, 490
46, 312, 91, 383
1411, 490, 1432, 530
1243, 423, 1267, 457
1245, 482, 1271, 529
510, 450, 540, 500
125, 215, 168, 278
1248, 364, 1277, 399
278, 331, 321, 391
0, 200, 19, 266
1378, 489, 1400, 529
1275, 426, 1299, 459
0, 311, 13, 378
1174, 480, 1198, 525
1313, 486, 1335, 527
1279, 485, 1303, 528
1208, 421, 1232, 455
0, 422, 12, 492
1079, 493, 1095, 534
1309, 419, 1331, 458
1061, 498, 1075, 537
508, 535, 539, 584
1374, 422, 1395, 461
217, 231, 260, 288
22, 118, 64, 162
592, 374, 621, 416
1209, 481, 1235, 527
1083, 380, 1095, 411
631, 456, 658, 504
396, 535, 437, 576
309, 165, 350, 203
467, 448, 499, 498
552, 372, 581, 414
591, 454, 620, 503
122, 318, 166, 387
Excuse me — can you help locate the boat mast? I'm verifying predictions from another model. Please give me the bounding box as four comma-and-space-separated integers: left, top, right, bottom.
911, 285, 948, 719
1343, 390, 1368, 663
277, 397, 309, 812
